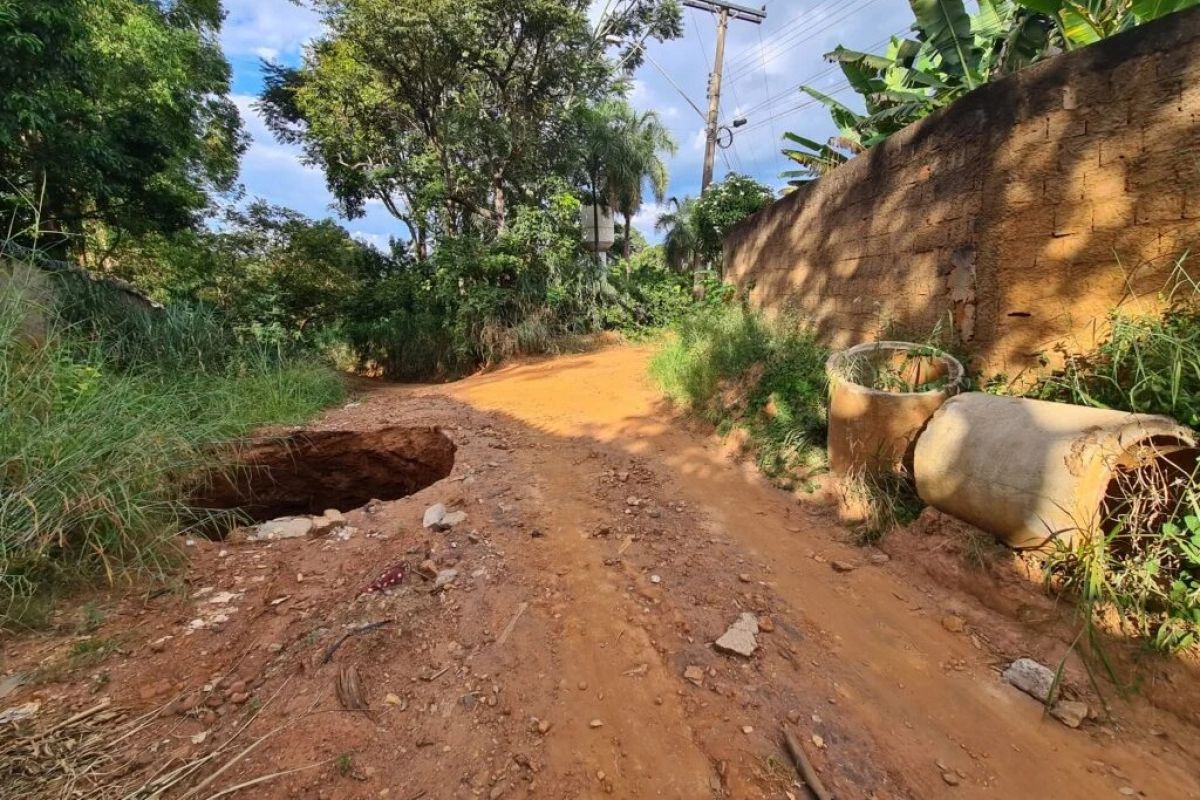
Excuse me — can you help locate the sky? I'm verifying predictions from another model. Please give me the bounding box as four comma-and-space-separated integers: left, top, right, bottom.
219, 0, 919, 248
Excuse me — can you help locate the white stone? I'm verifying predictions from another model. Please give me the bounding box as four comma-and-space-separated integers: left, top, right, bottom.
1003, 657, 1057, 703
252, 517, 313, 540
423, 503, 447, 528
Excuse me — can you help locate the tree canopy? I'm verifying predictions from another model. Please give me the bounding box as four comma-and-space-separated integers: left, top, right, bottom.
0, 0, 245, 253
259, 0, 681, 251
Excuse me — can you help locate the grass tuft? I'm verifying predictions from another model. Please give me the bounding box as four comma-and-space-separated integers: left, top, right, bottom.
650, 302, 828, 489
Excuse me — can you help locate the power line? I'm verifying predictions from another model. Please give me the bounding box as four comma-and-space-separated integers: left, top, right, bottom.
725, 0, 887, 83
722, 0, 842, 75
723, 26, 909, 126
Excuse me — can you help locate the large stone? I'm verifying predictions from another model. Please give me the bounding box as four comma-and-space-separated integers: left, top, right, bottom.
423, 503, 447, 528
1003, 658, 1056, 703
714, 612, 760, 657
251, 517, 313, 541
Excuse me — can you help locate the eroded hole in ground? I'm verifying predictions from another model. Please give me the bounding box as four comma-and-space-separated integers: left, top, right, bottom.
193, 426, 456, 524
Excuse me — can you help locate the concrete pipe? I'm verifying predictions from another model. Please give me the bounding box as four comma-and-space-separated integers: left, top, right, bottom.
826, 341, 966, 476
914, 393, 1199, 549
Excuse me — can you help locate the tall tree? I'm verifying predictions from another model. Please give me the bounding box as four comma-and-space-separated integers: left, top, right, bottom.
610, 107, 675, 261
0, 0, 245, 256
260, 0, 681, 245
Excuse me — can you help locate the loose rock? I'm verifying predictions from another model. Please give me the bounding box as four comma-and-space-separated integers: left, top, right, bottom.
423, 503, 447, 528
714, 612, 759, 658
1003, 658, 1057, 703
250, 517, 313, 541
1050, 700, 1089, 729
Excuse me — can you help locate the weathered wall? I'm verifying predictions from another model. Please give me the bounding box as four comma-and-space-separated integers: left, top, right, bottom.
725, 9, 1200, 378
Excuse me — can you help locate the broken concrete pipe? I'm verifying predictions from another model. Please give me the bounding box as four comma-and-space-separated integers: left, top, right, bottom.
914, 393, 1198, 549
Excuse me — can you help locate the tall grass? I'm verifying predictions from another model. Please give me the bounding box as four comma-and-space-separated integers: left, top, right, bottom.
0, 263, 343, 622
1032, 262, 1200, 653
1033, 260, 1199, 426
650, 303, 828, 488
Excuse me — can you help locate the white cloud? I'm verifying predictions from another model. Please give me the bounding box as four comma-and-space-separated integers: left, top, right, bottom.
630, 201, 667, 236
352, 231, 391, 251
254, 46, 280, 61
221, 0, 324, 60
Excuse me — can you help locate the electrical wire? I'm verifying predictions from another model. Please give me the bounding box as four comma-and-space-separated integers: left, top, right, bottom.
725, 0, 887, 84
721, 0, 843, 75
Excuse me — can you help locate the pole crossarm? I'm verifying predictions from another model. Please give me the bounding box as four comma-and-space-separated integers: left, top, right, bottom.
682, 0, 766, 24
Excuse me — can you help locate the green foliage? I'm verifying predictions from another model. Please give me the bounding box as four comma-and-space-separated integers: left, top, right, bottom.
650, 302, 829, 488
655, 174, 772, 276
1016, 0, 1198, 45
114, 202, 386, 346
1032, 273, 1200, 428
1031, 268, 1200, 653
605, 245, 692, 330
783, 0, 1194, 183
0, 0, 245, 251
341, 191, 605, 379
0, 262, 343, 622
691, 174, 773, 266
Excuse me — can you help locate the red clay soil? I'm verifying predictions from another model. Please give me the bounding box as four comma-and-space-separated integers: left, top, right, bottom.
3, 344, 1199, 799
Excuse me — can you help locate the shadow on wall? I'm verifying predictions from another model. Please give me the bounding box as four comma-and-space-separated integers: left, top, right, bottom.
724, 7, 1200, 380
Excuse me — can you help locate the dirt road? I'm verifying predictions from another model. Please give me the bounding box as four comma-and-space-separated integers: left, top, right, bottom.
5, 344, 1200, 799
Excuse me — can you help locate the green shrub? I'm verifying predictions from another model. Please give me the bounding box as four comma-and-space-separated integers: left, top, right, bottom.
0, 264, 343, 622
650, 302, 828, 487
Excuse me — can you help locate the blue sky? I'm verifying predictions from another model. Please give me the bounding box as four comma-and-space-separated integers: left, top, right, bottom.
219, 0, 918, 248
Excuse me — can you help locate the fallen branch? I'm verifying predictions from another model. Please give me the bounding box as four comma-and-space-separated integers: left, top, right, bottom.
782, 727, 833, 800
322, 620, 393, 665
201, 758, 331, 800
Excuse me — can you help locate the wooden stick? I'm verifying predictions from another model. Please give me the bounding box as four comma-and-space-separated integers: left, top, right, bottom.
782, 727, 833, 800
495, 602, 528, 647
201, 759, 329, 800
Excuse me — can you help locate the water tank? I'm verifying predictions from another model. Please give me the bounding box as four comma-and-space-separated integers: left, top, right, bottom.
580, 204, 615, 252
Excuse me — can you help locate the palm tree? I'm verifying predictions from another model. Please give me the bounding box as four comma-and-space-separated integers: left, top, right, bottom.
608, 108, 676, 262
576, 101, 676, 265
654, 196, 698, 274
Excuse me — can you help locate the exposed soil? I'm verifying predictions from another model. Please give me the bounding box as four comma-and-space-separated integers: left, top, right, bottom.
3, 344, 1200, 799
193, 426, 456, 521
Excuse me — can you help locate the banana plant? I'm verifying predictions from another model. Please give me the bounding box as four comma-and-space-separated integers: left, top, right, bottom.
1016, 0, 1198, 46
780, 0, 1193, 184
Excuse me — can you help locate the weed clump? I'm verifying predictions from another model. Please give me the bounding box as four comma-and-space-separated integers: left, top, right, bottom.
650, 302, 828, 488
1032, 265, 1200, 653
0, 262, 344, 623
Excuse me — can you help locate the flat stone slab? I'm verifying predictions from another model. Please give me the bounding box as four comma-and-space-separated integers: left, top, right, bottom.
251, 517, 313, 541
714, 612, 760, 657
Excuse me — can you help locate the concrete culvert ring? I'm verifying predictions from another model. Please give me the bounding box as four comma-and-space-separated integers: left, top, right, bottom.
191, 426, 456, 525
825, 341, 966, 477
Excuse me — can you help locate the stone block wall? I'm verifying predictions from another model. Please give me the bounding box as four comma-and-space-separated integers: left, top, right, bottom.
724, 9, 1200, 378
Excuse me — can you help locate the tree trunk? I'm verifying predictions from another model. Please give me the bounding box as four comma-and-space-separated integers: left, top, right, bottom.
622, 211, 632, 273
492, 175, 507, 232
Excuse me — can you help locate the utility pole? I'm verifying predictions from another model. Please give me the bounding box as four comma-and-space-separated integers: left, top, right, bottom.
683, 0, 766, 192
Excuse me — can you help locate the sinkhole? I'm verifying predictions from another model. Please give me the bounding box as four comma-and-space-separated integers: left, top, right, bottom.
192, 426, 456, 524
